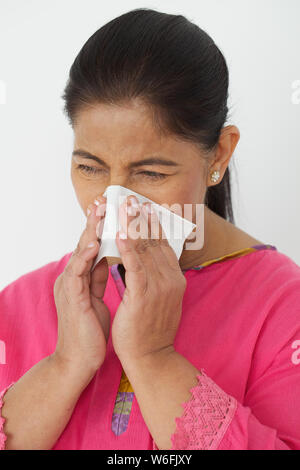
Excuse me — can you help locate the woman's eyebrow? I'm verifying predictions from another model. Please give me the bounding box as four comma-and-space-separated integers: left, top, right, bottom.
72, 149, 181, 168
72, 150, 109, 168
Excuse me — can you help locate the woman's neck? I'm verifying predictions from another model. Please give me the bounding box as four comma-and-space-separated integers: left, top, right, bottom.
178, 205, 227, 270
179, 205, 262, 271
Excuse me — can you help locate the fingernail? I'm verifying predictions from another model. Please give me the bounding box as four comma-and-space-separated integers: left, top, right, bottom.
142, 203, 153, 215
87, 204, 93, 217
126, 204, 138, 216
96, 204, 106, 217
87, 241, 95, 248
119, 231, 127, 239
94, 199, 100, 206
130, 196, 140, 208
145, 203, 154, 213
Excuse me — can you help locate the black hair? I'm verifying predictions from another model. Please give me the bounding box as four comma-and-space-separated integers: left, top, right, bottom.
62, 8, 236, 223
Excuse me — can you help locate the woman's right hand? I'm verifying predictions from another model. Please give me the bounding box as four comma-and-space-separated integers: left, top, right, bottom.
53, 195, 110, 379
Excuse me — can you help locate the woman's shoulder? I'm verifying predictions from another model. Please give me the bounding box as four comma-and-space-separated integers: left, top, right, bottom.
207, 245, 300, 282
0, 251, 73, 299
190, 246, 300, 314
222, 247, 300, 326
246, 247, 300, 285
215, 218, 300, 281
241, 248, 300, 376
248, 248, 300, 302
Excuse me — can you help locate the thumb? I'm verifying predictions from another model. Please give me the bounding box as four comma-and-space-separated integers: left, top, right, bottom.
90, 256, 109, 299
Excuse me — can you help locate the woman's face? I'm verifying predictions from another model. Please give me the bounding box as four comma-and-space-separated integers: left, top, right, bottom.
71, 99, 235, 265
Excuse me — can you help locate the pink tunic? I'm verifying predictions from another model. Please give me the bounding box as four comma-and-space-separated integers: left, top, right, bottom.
1, 244, 300, 450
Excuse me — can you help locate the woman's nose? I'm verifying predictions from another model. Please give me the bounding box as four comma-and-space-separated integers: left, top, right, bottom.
108, 174, 130, 188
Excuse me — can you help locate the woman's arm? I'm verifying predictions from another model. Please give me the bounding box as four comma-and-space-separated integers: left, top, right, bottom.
112, 197, 300, 450
0, 354, 96, 450
0, 196, 109, 450
121, 280, 300, 450
121, 347, 298, 450
121, 349, 205, 450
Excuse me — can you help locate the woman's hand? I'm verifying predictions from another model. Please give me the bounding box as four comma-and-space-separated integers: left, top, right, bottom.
53, 195, 110, 379
112, 195, 187, 367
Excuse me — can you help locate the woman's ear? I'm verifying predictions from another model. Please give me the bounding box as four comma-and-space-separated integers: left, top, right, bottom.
206, 125, 240, 186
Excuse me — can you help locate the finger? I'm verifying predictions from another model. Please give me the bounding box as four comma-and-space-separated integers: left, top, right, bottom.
118, 195, 140, 240
117, 195, 154, 298
72, 195, 106, 271
90, 256, 109, 299
63, 237, 100, 307
119, 196, 157, 275
63, 195, 106, 301
115, 229, 148, 300
90, 256, 110, 340
136, 201, 168, 277
141, 201, 182, 274
85, 195, 107, 245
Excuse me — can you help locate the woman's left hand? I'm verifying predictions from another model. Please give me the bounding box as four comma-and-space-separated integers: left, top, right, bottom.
111, 195, 187, 366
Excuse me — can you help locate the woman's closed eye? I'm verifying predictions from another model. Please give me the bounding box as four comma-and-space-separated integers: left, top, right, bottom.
76, 164, 104, 176
76, 164, 168, 180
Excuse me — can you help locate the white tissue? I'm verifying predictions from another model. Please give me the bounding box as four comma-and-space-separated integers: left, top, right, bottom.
91, 185, 196, 271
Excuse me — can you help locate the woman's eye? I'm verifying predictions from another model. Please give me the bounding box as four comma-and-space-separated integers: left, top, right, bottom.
137, 171, 167, 180
76, 165, 167, 180
76, 164, 104, 176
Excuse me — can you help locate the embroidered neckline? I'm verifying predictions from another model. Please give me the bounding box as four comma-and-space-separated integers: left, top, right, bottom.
112, 244, 277, 277
182, 244, 277, 272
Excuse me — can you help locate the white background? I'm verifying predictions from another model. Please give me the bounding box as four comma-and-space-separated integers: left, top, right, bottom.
0, 0, 299, 290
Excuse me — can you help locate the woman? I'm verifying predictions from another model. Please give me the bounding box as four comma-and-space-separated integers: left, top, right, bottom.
1, 8, 300, 450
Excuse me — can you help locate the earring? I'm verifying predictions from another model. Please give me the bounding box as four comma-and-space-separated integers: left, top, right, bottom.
210, 170, 220, 183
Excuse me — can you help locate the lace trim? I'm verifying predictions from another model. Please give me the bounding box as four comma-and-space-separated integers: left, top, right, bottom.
152, 370, 237, 450
0, 382, 15, 451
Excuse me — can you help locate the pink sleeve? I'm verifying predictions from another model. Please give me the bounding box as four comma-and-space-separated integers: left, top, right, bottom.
152, 369, 297, 450
153, 283, 300, 451
153, 370, 237, 450
0, 382, 15, 451
0, 253, 71, 451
